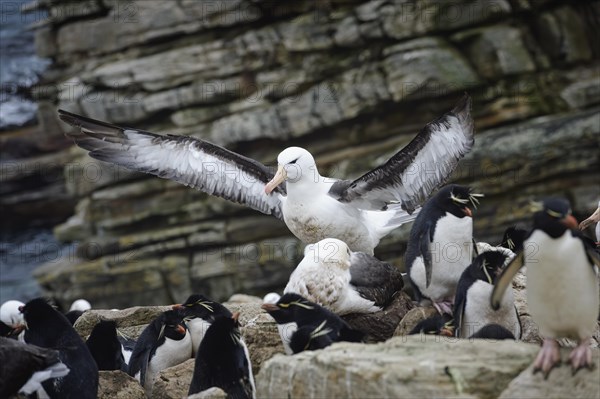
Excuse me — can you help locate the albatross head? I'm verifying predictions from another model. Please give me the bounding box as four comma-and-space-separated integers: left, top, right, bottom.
265, 147, 316, 194
308, 238, 352, 270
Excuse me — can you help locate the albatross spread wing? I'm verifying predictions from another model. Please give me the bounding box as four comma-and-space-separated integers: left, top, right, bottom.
330, 94, 474, 214
59, 109, 285, 219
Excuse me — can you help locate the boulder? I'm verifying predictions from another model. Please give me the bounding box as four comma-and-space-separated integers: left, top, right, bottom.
499, 353, 600, 399
152, 358, 195, 399
257, 336, 541, 398
98, 370, 146, 399
74, 306, 171, 339
187, 387, 227, 399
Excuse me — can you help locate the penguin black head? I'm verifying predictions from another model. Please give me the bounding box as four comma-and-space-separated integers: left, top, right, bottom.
201, 312, 241, 338
19, 298, 68, 331
472, 251, 508, 284
289, 323, 334, 354
65, 310, 84, 326
86, 320, 125, 371
434, 184, 482, 218
532, 198, 578, 237
469, 324, 515, 340
500, 226, 528, 252
409, 314, 454, 336
189, 312, 254, 398
260, 293, 314, 324
161, 310, 188, 341
172, 294, 230, 320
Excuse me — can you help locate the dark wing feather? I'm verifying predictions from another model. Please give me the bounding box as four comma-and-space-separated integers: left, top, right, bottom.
349, 252, 403, 307
331, 94, 474, 213
453, 267, 476, 337
127, 318, 162, 385
421, 223, 434, 287
58, 110, 285, 219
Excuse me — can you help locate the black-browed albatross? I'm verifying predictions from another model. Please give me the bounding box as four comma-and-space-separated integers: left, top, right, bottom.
58, 95, 474, 254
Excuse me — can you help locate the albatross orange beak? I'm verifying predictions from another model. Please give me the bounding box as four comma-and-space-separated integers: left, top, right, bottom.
265, 165, 287, 195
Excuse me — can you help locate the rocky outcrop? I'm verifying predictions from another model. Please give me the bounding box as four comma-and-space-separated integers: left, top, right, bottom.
5, 0, 597, 307
257, 337, 600, 399
79, 295, 599, 399
98, 370, 146, 399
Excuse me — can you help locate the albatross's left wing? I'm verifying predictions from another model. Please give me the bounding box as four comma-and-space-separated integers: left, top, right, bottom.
58, 110, 285, 219
330, 94, 474, 214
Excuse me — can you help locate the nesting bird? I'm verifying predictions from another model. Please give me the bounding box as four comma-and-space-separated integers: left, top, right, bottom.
172, 294, 233, 357
59, 94, 474, 254
188, 312, 255, 399
406, 184, 482, 314
128, 310, 192, 395
284, 238, 403, 315
454, 251, 521, 339
261, 293, 363, 355
492, 198, 600, 377
20, 298, 98, 398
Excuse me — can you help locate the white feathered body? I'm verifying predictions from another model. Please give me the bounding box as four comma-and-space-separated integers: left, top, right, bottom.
410, 214, 473, 302
284, 240, 379, 315
135, 332, 192, 395
526, 230, 599, 340
460, 279, 520, 338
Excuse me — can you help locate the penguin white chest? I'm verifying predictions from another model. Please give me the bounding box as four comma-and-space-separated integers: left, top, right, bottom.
142, 332, 192, 393
187, 317, 212, 356
461, 280, 520, 338
526, 231, 599, 340
412, 214, 473, 301
276, 322, 298, 355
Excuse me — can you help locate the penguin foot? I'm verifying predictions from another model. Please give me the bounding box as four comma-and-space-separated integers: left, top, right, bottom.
433, 301, 453, 316
569, 338, 594, 375
533, 339, 561, 379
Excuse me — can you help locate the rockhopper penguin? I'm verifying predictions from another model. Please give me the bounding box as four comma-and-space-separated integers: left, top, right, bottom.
492, 198, 600, 377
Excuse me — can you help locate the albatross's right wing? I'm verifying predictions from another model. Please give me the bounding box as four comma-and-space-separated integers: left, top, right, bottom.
58, 110, 285, 219
330, 94, 474, 214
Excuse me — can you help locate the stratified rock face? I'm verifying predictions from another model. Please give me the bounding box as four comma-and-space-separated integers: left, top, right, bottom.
257, 336, 600, 399
10, 0, 598, 307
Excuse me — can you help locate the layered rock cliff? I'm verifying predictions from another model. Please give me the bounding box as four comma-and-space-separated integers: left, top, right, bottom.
5, 0, 599, 307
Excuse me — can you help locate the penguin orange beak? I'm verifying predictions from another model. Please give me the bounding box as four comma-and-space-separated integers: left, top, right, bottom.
175, 324, 186, 335
171, 304, 184, 310
561, 214, 578, 230
463, 207, 472, 217
265, 165, 286, 194
261, 303, 278, 312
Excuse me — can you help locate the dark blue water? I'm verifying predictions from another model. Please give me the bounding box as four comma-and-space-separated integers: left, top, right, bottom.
0, 2, 65, 303
0, 229, 76, 304
0, 0, 51, 129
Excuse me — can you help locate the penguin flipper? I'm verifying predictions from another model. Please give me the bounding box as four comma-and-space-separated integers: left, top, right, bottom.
453, 276, 470, 337
420, 224, 433, 287
127, 343, 151, 386
490, 251, 524, 310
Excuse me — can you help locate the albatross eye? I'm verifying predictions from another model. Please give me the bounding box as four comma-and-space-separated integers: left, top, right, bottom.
289, 157, 299, 165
